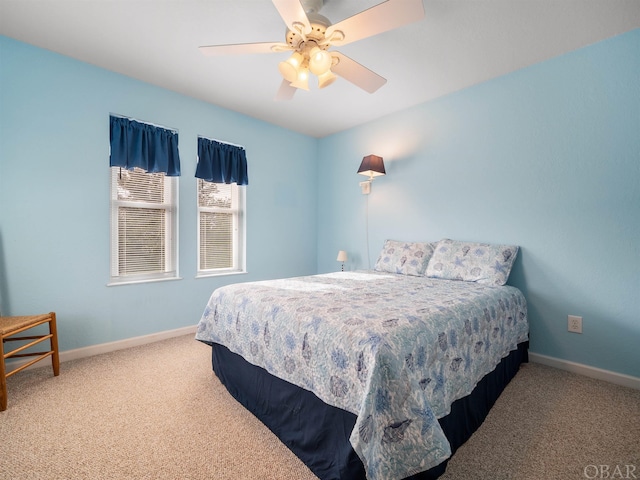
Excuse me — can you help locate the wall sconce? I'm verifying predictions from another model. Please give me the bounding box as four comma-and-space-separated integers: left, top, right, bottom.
357, 154, 385, 194
336, 250, 348, 271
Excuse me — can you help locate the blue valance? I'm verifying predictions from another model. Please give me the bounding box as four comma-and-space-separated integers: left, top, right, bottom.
110, 115, 181, 176
195, 137, 248, 185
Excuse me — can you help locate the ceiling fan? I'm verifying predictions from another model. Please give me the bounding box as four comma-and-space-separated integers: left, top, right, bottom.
199, 0, 425, 100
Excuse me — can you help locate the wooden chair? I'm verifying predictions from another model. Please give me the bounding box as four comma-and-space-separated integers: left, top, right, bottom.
0, 312, 60, 411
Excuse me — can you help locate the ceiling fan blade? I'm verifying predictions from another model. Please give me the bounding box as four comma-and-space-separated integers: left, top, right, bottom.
325, 0, 425, 46
272, 0, 312, 35
199, 42, 291, 56
331, 52, 387, 93
275, 80, 297, 101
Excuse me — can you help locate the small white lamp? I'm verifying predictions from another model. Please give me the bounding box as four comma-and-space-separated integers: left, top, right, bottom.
336, 250, 347, 271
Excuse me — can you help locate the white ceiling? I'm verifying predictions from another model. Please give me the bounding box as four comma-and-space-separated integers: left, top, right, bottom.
1, 0, 639, 138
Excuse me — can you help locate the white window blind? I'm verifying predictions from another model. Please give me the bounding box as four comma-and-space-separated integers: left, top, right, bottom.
110, 167, 178, 284
197, 179, 245, 275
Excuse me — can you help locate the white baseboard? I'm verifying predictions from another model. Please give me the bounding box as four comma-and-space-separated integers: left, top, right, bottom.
529, 352, 640, 390
6, 325, 197, 371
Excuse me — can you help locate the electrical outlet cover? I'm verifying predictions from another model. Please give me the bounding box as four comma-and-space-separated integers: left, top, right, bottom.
568, 315, 582, 333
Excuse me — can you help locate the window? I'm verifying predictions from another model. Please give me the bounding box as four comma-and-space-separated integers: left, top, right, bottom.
197, 179, 245, 276
110, 167, 178, 284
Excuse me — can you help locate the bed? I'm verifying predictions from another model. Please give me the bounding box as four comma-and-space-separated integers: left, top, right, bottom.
195, 239, 529, 480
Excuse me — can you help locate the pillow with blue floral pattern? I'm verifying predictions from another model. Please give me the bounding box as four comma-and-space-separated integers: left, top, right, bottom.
426, 238, 518, 285
374, 240, 435, 276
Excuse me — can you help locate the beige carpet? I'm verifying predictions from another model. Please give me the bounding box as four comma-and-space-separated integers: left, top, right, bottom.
1, 334, 638, 480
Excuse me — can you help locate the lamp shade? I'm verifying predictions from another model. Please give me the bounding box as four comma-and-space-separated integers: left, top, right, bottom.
336, 250, 348, 262
290, 65, 310, 90
278, 52, 303, 83
317, 70, 337, 89
357, 155, 385, 178
309, 47, 332, 75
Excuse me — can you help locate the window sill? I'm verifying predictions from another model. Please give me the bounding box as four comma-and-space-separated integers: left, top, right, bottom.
195, 270, 247, 280
107, 276, 183, 287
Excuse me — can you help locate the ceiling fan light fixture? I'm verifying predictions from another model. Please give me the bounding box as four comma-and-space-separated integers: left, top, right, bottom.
309, 46, 332, 75
317, 70, 337, 89
278, 52, 304, 82
200, 0, 425, 98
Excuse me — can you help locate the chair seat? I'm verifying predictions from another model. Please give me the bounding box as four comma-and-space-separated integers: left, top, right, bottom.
0, 314, 54, 335
1, 312, 60, 411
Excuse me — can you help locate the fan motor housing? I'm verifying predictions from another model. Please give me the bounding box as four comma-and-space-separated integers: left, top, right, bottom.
285, 13, 331, 51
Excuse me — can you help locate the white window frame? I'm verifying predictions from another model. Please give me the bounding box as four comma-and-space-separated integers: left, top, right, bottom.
196, 180, 246, 277
109, 167, 179, 285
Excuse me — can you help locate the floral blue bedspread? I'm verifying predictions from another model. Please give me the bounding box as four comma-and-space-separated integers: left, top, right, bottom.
196, 271, 528, 480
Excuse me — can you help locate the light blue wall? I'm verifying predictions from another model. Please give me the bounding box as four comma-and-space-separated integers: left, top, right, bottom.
0, 36, 318, 351
317, 29, 640, 378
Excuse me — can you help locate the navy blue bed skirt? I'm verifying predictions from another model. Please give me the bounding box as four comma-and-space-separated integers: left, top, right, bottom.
210, 341, 529, 480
